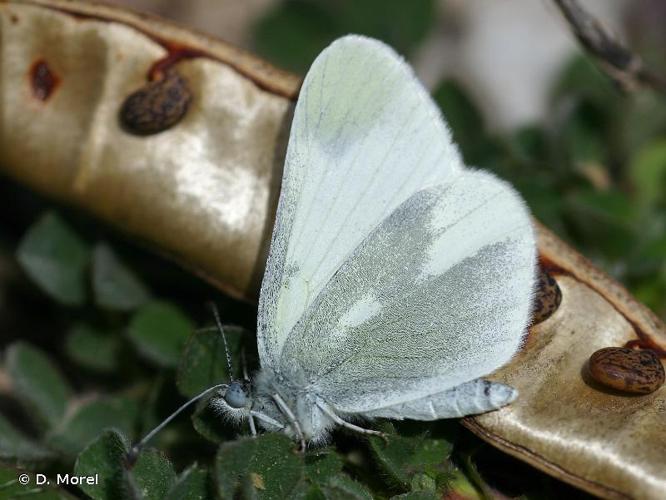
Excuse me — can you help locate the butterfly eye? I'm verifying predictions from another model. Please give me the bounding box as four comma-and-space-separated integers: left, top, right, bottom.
225, 381, 248, 408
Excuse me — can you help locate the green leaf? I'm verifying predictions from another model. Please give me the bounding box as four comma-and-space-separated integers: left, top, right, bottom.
513, 177, 567, 236
92, 243, 151, 311
558, 101, 607, 166
630, 140, 666, 210
0, 466, 23, 498
177, 326, 245, 398
622, 217, 666, 276
568, 188, 637, 224
410, 472, 437, 492
130, 449, 177, 500
128, 301, 194, 367
565, 188, 638, 258
65, 323, 121, 373
390, 492, 439, 500
320, 474, 373, 500
369, 423, 454, 490
621, 93, 666, 159
215, 433, 304, 499
304, 450, 343, 484
254, 0, 434, 73
551, 55, 617, 108
16, 212, 90, 306
633, 276, 666, 319
549, 57, 623, 175
74, 430, 131, 500
335, 0, 434, 56
432, 80, 489, 164
8, 490, 77, 499
47, 397, 139, 457
253, 1, 340, 73
75, 430, 177, 500
165, 464, 211, 500
5, 342, 72, 430
286, 480, 322, 499
0, 414, 54, 463
506, 126, 549, 166
190, 399, 238, 444
443, 468, 482, 500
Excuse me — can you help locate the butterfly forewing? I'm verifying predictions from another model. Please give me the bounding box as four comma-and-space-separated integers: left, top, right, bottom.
258, 36, 465, 369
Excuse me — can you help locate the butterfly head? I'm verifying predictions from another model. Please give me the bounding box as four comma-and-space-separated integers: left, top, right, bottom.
224, 379, 250, 408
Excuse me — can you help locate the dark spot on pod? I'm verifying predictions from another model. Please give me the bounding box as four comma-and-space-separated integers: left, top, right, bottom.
588, 347, 665, 394
29, 59, 60, 101
531, 265, 562, 324
120, 69, 192, 135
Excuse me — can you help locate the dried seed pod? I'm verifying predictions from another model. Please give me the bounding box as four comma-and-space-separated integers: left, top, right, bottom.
120, 69, 192, 135
532, 266, 562, 324
588, 347, 665, 394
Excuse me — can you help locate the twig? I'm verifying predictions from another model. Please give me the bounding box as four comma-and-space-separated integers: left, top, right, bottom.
553, 0, 666, 93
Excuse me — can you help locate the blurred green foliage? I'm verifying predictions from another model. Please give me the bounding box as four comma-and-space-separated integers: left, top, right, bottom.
1, 1, 664, 498
16, 213, 90, 307
128, 302, 193, 368
254, 0, 434, 73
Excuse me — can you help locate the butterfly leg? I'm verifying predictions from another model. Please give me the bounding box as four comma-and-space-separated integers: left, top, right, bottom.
272, 393, 307, 451
249, 410, 284, 430
248, 413, 257, 437
316, 399, 387, 440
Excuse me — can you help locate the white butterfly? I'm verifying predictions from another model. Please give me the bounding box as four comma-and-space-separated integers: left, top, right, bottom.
134, 34, 536, 454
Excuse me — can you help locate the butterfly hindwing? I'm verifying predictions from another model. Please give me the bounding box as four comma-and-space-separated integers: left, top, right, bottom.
278, 171, 535, 413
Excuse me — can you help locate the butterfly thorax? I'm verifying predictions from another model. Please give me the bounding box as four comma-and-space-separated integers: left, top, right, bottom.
252, 368, 336, 443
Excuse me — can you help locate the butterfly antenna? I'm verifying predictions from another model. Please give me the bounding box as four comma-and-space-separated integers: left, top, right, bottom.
207, 302, 234, 379
241, 349, 249, 380
127, 383, 227, 464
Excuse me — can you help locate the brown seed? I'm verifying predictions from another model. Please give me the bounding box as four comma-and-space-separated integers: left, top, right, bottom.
119, 69, 192, 135
588, 347, 665, 394
531, 266, 562, 324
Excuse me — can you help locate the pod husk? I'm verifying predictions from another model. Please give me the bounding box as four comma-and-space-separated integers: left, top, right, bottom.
1, 1, 664, 498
